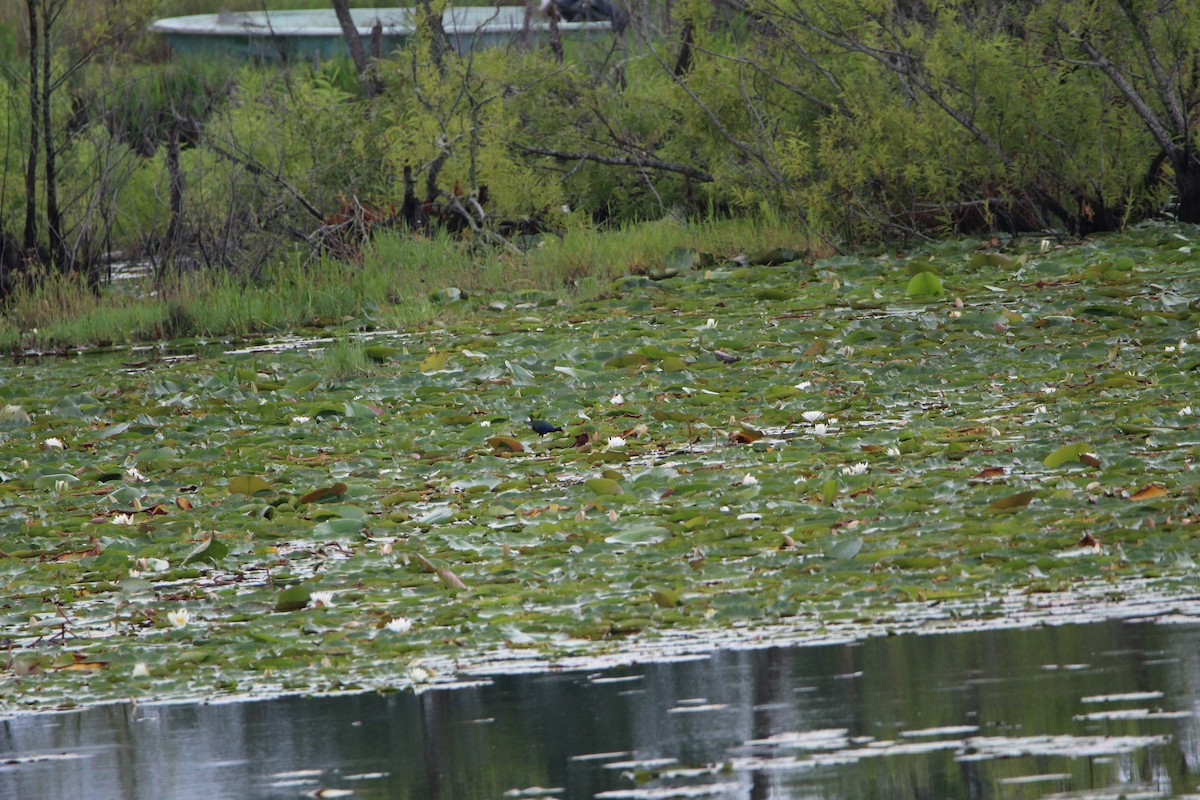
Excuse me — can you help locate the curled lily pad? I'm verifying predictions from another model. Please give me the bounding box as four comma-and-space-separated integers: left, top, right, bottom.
298, 483, 349, 504
988, 490, 1039, 510
825, 537, 863, 561
430, 287, 466, 303
748, 247, 800, 266
1043, 442, 1097, 469
487, 436, 526, 454
228, 476, 272, 496
274, 583, 312, 612
586, 477, 624, 496
0, 404, 31, 427
181, 536, 229, 566
606, 353, 650, 369
906, 271, 945, 298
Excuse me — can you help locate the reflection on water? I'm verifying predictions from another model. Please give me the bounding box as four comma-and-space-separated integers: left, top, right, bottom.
3, 619, 1199, 799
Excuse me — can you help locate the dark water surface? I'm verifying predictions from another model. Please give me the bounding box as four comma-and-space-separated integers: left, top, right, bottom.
3, 619, 1199, 799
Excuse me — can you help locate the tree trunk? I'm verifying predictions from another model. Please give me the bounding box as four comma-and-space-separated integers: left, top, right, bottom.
418, 0, 452, 71
1174, 154, 1200, 224
331, 0, 380, 97
40, 0, 65, 272
673, 20, 694, 77
158, 125, 184, 279
23, 0, 39, 252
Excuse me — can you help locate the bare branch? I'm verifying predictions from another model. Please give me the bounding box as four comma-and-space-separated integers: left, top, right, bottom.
205, 141, 325, 222
517, 144, 714, 182
1059, 20, 1179, 157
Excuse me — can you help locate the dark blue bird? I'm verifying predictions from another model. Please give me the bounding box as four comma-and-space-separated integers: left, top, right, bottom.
527, 417, 564, 436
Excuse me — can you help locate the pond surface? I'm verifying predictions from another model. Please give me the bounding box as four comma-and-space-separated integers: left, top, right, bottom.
3, 618, 1199, 799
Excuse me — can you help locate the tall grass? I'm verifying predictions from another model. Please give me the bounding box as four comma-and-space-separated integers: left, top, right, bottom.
0, 217, 813, 350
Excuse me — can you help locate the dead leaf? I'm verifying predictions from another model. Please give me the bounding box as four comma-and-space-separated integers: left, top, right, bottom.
730, 428, 763, 444
973, 467, 1007, 479
1129, 484, 1167, 501
486, 436, 525, 454
299, 483, 348, 504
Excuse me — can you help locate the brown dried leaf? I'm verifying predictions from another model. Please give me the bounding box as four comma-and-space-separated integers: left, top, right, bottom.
1129, 483, 1167, 501
973, 467, 1007, 480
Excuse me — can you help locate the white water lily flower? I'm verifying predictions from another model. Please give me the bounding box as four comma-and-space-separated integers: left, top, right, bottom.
887, 446, 901, 457
386, 617, 413, 634
1040, 386, 1056, 394
841, 462, 869, 476
111, 513, 137, 526
793, 381, 812, 390
292, 415, 310, 424
704, 318, 717, 328
167, 609, 191, 628
479, 420, 492, 428
802, 411, 825, 423
812, 423, 828, 436
610, 393, 625, 406
43, 437, 64, 449
741, 474, 758, 485
124, 466, 147, 482
1182, 406, 1194, 416
132, 662, 150, 678
607, 436, 627, 449
310, 591, 335, 608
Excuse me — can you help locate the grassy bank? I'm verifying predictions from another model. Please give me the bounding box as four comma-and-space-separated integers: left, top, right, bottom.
1, 217, 810, 351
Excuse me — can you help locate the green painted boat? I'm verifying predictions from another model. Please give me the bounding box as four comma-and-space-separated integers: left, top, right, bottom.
149, 6, 613, 60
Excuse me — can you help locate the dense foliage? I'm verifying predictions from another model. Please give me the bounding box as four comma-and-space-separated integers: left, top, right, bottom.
0, 0, 1197, 292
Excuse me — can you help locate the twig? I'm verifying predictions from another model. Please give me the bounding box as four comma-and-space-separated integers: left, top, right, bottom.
518, 144, 713, 182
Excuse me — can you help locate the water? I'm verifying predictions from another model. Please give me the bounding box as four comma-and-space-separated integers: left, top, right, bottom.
3, 619, 1198, 799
